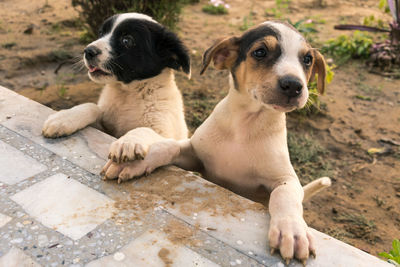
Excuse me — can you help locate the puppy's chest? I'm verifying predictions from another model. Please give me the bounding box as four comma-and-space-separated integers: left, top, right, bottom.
193, 135, 269, 187
98, 88, 153, 137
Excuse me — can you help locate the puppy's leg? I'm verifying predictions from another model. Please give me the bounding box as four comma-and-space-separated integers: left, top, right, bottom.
268, 179, 315, 265
42, 103, 101, 138
102, 139, 202, 183
108, 127, 165, 163
303, 177, 331, 202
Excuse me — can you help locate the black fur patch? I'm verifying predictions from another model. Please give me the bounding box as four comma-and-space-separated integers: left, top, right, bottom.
98, 15, 118, 37
104, 18, 190, 84
234, 25, 281, 68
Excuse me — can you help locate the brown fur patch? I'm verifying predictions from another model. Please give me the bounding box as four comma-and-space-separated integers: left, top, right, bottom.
265, 35, 278, 51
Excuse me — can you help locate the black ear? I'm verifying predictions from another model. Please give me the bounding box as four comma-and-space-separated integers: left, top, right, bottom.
159, 30, 191, 76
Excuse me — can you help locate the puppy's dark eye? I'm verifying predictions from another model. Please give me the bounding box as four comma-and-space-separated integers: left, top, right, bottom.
121, 35, 134, 48
303, 54, 313, 66
252, 48, 267, 58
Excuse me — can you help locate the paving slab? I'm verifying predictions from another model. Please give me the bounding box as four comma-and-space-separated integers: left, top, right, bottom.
0, 85, 392, 266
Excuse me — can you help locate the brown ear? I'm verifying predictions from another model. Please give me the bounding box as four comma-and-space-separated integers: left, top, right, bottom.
200, 37, 239, 75
310, 50, 327, 94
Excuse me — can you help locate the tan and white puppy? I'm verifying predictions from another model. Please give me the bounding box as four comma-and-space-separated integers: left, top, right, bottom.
42, 13, 189, 147
101, 21, 330, 265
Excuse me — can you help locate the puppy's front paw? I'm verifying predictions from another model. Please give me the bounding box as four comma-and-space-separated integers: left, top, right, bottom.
42, 111, 77, 138
268, 216, 315, 266
101, 159, 153, 184
108, 138, 148, 163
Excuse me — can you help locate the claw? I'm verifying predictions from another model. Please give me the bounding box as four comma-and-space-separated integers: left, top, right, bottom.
117, 178, 122, 184
285, 258, 290, 266
102, 176, 107, 181
302, 259, 307, 267
310, 250, 316, 259
270, 248, 275, 255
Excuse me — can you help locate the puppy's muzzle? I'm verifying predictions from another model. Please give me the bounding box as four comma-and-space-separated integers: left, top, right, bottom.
84, 46, 102, 61
278, 76, 303, 98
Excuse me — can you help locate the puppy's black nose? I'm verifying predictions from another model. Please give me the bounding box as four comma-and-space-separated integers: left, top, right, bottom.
84, 46, 101, 60
279, 76, 303, 98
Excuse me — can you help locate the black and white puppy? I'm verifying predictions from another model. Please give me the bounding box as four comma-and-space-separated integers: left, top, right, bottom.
43, 13, 189, 148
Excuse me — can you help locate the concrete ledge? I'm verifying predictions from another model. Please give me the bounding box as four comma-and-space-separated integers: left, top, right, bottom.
0, 86, 391, 266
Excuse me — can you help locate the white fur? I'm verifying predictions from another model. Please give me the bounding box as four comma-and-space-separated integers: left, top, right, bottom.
264, 21, 308, 87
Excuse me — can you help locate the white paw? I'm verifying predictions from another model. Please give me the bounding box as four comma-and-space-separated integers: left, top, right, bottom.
100, 159, 153, 184
108, 138, 149, 163
268, 216, 315, 266
42, 111, 78, 138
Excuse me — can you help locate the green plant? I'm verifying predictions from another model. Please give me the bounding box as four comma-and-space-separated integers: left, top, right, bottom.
333, 213, 376, 239
239, 13, 255, 31
72, 0, 191, 39
287, 132, 332, 184
295, 63, 335, 116
322, 31, 373, 64
363, 15, 386, 29
265, 0, 291, 18
334, 0, 400, 72
202, 0, 229, 15
379, 239, 400, 265
2, 42, 16, 49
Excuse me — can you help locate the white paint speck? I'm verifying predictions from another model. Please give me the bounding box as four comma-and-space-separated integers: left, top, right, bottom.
38, 235, 49, 247
113, 252, 125, 261
236, 240, 243, 245
10, 238, 23, 244
235, 259, 242, 264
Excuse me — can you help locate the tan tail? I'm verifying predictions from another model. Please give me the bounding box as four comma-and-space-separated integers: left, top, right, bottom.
303, 177, 331, 202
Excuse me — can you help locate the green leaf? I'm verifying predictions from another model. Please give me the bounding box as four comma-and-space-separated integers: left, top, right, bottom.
393, 239, 400, 256
379, 252, 393, 259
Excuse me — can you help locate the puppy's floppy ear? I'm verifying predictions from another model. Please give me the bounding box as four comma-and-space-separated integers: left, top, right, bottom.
161, 30, 191, 77
200, 37, 239, 75
309, 50, 327, 94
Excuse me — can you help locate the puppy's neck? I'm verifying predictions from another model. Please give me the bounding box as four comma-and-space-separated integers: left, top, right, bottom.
218, 76, 286, 138
114, 68, 175, 92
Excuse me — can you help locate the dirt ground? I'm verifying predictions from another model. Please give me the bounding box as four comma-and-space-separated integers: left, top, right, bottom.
0, 0, 399, 257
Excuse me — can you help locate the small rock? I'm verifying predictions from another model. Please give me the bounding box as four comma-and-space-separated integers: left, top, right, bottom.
38, 235, 49, 247
23, 24, 35, 34
10, 238, 23, 244
113, 252, 125, 261
236, 240, 243, 245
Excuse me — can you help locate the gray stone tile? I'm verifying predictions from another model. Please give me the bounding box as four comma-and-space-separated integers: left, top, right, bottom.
86, 229, 220, 267
0, 140, 47, 185
0, 247, 41, 267
0, 86, 114, 175
0, 213, 11, 228
11, 173, 115, 240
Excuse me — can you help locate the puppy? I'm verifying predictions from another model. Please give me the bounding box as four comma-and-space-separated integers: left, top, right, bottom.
101, 21, 330, 264
42, 13, 189, 147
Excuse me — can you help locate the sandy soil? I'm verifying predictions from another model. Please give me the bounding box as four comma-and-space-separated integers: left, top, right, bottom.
1, 0, 399, 257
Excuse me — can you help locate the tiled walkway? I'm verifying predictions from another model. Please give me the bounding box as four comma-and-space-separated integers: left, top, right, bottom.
0, 86, 391, 266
